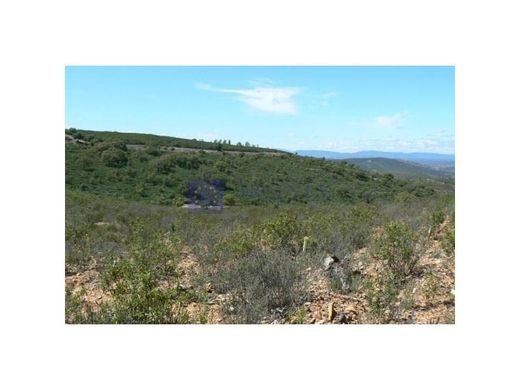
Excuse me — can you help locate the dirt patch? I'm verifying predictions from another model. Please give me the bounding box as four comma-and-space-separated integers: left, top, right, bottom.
65, 260, 112, 310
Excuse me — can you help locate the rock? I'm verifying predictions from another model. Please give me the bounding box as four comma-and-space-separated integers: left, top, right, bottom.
327, 303, 336, 322
324, 254, 339, 270
205, 282, 213, 293
335, 313, 349, 324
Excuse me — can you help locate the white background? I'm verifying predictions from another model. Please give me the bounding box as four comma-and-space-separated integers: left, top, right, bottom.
1, 0, 519, 388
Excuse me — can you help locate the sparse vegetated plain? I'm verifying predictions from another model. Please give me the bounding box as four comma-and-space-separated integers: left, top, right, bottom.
65, 129, 455, 324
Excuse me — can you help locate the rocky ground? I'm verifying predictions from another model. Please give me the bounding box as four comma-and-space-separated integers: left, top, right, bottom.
66, 224, 454, 324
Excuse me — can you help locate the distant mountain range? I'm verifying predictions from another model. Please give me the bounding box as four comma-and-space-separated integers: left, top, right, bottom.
344, 157, 454, 179
295, 150, 455, 164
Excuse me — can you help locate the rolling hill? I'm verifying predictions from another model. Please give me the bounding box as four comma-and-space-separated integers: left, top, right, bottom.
66, 129, 439, 206
344, 157, 454, 179
295, 150, 455, 164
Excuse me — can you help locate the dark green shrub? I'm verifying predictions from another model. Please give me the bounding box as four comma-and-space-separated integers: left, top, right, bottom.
223, 193, 238, 206
153, 154, 178, 174
96, 141, 128, 152
101, 148, 128, 168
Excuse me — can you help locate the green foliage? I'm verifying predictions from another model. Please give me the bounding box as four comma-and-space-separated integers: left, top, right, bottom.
345, 205, 377, 249
346, 157, 454, 180
66, 130, 437, 206
287, 307, 307, 324
261, 213, 301, 251
371, 222, 419, 278
99, 259, 192, 324
70, 128, 279, 153
223, 193, 238, 206
363, 270, 400, 323
216, 227, 258, 258
101, 148, 128, 168
429, 209, 445, 230
212, 249, 305, 323
65, 189, 454, 324
442, 224, 455, 256
329, 260, 362, 294
423, 269, 441, 300
65, 287, 88, 324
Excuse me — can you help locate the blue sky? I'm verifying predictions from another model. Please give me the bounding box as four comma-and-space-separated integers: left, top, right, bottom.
66, 66, 454, 153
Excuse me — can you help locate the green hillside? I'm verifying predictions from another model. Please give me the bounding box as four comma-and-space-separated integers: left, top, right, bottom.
66, 128, 284, 153
65, 130, 437, 206
345, 157, 454, 179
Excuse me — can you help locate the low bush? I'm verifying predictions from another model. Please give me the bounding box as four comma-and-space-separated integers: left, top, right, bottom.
260, 213, 301, 251
98, 259, 193, 324
212, 249, 305, 323
344, 204, 377, 249
442, 224, 455, 256
422, 269, 442, 300
363, 270, 400, 323
328, 259, 362, 294
371, 222, 419, 279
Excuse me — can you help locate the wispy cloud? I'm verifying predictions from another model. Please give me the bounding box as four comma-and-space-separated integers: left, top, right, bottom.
195, 82, 301, 115
375, 112, 408, 129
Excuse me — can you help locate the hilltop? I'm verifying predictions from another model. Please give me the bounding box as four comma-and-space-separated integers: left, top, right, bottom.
66, 128, 285, 153
66, 129, 439, 206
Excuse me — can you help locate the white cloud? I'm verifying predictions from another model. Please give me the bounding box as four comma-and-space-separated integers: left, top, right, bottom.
310, 135, 453, 154
196, 83, 301, 115
375, 112, 408, 128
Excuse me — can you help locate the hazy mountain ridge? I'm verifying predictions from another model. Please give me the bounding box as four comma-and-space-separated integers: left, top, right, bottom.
345, 157, 454, 179
295, 150, 455, 164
